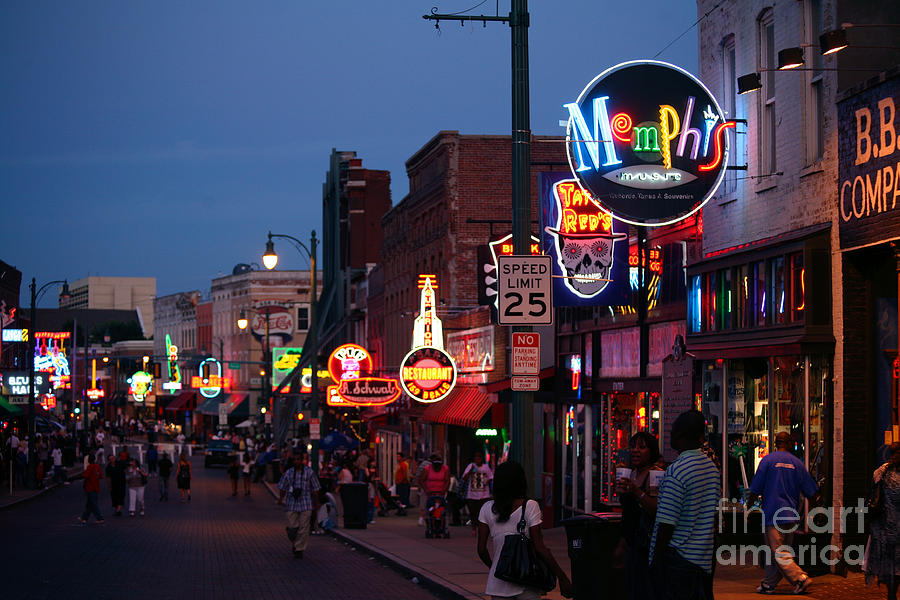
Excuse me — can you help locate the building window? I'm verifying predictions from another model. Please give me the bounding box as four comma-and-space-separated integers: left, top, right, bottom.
805, 0, 825, 164
722, 35, 739, 194
759, 10, 777, 176
297, 306, 310, 331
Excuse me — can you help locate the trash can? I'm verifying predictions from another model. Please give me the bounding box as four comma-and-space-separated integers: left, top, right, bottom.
340, 482, 368, 529
562, 513, 624, 600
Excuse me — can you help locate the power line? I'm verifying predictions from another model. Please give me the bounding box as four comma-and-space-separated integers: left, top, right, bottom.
654, 1, 725, 59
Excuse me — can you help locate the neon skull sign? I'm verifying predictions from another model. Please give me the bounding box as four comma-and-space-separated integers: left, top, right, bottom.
545, 179, 627, 297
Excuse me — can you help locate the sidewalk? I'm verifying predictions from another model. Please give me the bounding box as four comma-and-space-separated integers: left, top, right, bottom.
0, 462, 84, 510
263, 481, 882, 600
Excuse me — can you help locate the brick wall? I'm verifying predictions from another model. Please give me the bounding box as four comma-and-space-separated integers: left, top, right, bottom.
381, 131, 566, 370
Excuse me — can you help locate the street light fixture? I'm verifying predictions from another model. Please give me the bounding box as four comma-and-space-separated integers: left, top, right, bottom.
262, 230, 320, 474
237, 311, 249, 330
27, 277, 69, 489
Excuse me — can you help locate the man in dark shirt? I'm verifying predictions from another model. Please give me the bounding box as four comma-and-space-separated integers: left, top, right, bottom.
79, 454, 104, 524
157, 452, 174, 501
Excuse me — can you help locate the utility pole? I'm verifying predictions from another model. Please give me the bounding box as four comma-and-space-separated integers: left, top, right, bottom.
423, 0, 534, 487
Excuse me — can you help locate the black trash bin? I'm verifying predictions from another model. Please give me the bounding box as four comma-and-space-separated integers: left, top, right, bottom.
562, 513, 624, 600
340, 482, 368, 529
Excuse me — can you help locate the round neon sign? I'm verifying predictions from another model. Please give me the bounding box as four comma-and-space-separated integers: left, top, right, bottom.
327, 343, 374, 383
564, 60, 731, 226
399, 347, 457, 403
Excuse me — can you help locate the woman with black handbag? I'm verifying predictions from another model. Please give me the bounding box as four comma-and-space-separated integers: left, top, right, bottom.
866, 442, 900, 600
476, 461, 573, 599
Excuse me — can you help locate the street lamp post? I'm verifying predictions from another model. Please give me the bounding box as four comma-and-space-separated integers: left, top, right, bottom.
27, 277, 69, 489
262, 230, 319, 474
238, 307, 272, 440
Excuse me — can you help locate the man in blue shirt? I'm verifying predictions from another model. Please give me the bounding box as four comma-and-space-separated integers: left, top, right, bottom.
748, 431, 820, 595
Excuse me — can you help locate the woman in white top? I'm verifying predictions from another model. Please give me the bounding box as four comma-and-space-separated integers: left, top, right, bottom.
477, 461, 572, 599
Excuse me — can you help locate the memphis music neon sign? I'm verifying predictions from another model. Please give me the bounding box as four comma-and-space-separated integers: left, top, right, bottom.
564, 60, 732, 226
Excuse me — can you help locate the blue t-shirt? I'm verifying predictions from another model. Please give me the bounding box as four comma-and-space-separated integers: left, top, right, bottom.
749, 450, 818, 527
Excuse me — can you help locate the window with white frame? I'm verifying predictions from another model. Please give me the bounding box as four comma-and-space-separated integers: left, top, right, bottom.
722, 34, 738, 194
759, 9, 777, 176
805, 0, 825, 164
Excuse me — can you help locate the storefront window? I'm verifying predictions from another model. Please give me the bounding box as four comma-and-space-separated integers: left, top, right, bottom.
808, 356, 830, 498
735, 265, 747, 329
720, 268, 733, 330
754, 260, 767, 327
773, 356, 805, 457
704, 271, 717, 332
690, 275, 702, 333
789, 252, 805, 323
725, 359, 769, 500
771, 257, 787, 325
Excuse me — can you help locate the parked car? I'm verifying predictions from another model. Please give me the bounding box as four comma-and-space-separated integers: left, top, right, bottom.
204, 439, 234, 468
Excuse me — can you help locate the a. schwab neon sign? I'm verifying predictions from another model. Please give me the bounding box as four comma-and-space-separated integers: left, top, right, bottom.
564, 60, 733, 226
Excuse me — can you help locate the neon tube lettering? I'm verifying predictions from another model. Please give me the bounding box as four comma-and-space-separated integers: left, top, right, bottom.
565, 96, 621, 170
698, 121, 735, 172
676, 96, 701, 160
658, 105, 681, 169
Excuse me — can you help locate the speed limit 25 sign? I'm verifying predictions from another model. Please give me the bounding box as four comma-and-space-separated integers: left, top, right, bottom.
497, 255, 553, 325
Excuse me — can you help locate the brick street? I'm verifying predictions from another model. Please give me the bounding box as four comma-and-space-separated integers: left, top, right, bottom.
0, 457, 442, 600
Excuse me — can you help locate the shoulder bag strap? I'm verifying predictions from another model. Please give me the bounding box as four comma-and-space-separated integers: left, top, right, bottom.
517, 498, 529, 534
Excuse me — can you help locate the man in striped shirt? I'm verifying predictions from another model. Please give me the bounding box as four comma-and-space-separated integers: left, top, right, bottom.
649, 410, 720, 600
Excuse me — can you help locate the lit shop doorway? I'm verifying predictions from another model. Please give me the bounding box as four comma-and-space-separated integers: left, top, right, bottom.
596, 392, 661, 505
700, 356, 831, 503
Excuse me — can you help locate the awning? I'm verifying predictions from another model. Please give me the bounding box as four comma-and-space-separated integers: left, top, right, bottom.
0, 396, 24, 418
422, 385, 493, 428
164, 390, 196, 412
223, 393, 249, 417
195, 396, 223, 415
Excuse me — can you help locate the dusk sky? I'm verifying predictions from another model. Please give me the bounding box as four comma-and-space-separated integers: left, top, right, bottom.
1, 1, 697, 306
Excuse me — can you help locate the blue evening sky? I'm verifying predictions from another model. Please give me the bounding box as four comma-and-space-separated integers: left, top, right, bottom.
0, 1, 697, 305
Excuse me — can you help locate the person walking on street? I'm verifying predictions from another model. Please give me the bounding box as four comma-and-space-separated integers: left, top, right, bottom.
278, 453, 321, 559
476, 460, 572, 599
126, 459, 148, 516
157, 452, 174, 501
108, 452, 128, 516
865, 442, 900, 600
147, 444, 158, 475
462, 450, 494, 534
51, 444, 65, 484
176, 453, 192, 502
394, 452, 411, 509
241, 449, 254, 496
228, 456, 240, 496
649, 410, 720, 600
748, 431, 820, 595
79, 454, 104, 524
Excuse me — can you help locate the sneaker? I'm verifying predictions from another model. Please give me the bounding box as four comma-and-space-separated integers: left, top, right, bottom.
78, 518, 87, 524
96, 519, 105, 524
139, 510, 145, 516
418, 517, 424, 526
756, 583, 776, 594
130, 511, 135, 517
793, 576, 811, 594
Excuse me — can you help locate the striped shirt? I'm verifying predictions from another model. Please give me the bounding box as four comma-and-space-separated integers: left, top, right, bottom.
649, 448, 719, 573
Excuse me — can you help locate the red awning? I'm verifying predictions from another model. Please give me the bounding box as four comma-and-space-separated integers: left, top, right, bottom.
422, 385, 493, 428
164, 391, 196, 412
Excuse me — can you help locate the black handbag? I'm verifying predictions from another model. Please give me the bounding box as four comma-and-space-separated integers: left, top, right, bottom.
867, 477, 885, 519
494, 499, 557, 592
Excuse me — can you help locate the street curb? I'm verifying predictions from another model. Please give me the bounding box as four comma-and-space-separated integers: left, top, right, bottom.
262, 480, 481, 600
0, 467, 83, 511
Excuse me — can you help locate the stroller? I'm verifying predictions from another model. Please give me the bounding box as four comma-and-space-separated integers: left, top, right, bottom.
425, 495, 450, 538
376, 482, 406, 516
